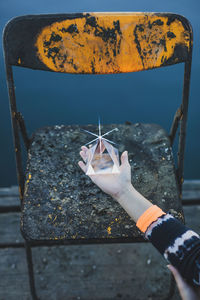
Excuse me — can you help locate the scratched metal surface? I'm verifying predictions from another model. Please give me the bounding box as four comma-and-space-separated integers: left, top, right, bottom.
21, 123, 183, 242
4, 13, 192, 74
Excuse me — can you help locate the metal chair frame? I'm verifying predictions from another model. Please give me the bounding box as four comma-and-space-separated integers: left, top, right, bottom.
3, 12, 193, 299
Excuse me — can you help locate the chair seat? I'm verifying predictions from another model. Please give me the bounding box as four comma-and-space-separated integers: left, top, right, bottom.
21, 123, 183, 243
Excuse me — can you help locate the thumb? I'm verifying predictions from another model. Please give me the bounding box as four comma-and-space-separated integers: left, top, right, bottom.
120, 151, 129, 165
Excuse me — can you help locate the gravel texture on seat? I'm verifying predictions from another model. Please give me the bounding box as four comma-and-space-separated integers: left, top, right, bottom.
21, 123, 183, 242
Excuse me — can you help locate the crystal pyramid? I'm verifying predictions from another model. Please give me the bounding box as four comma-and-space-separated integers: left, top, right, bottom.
86, 139, 120, 175
83, 120, 120, 175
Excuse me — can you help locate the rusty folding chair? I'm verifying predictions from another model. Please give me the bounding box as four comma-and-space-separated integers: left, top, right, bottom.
3, 12, 192, 299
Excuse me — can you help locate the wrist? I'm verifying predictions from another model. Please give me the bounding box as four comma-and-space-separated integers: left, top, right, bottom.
114, 183, 136, 204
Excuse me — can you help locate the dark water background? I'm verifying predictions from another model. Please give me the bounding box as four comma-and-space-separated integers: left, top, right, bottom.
0, 1, 200, 187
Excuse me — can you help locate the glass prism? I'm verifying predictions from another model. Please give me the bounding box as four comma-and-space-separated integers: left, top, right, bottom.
86, 139, 120, 175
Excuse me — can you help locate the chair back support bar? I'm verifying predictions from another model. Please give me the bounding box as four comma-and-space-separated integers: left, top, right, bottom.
4, 12, 192, 74
177, 60, 192, 187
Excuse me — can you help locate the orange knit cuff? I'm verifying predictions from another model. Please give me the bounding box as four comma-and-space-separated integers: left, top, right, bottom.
136, 205, 166, 233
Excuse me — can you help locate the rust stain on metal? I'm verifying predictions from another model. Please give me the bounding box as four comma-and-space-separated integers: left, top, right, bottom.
18, 185, 23, 201
35, 13, 190, 74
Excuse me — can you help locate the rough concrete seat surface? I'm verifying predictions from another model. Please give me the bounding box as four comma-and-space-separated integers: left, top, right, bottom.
21, 123, 183, 242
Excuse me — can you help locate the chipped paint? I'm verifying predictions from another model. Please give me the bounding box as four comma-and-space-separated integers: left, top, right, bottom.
53, 215, 57, 222
107, 226, 112, 234
35, 13, 190, 74
72, 233, 78, 239
17, 58, 21, 64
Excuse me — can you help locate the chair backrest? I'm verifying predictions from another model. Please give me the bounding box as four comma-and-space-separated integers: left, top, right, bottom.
3, 12, 193, 199
4, 12, 192, 74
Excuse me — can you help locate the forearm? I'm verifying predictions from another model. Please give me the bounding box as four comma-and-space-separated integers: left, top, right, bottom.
114, 184, 153, 222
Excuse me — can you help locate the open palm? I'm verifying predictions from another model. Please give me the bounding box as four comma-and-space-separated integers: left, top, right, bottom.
78, 146, 132, 200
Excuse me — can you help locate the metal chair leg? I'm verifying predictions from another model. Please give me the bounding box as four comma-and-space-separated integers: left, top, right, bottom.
25, 242, 38, 300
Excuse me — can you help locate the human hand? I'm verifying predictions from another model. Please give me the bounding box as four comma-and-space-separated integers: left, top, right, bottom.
78, 146, 152, 222
78, 146, 132, 201
167, 265, 200, 300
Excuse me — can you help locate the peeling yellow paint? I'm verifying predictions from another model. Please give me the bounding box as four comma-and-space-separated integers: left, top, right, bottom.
107, 226, 112, 235
72, 233, 78, 239
18, 58, 21, 64
58, 206, 62, 210
35, 13, 190, 74
28, 173, 31, 180
48, 214, 52, 219
53, 215, 57, 222
50, 235, 66, 240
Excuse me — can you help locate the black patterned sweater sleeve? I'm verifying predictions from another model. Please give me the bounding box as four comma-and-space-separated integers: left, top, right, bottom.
145, 214, 200, 286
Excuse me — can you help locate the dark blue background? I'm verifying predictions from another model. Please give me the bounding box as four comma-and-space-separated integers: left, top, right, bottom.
1, 1, 200, 187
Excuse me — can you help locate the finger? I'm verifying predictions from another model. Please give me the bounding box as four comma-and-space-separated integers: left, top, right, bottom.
80, 150, 87, 162
167, 265, 188, 292
81, 146, 88, 152
78, 161, 87, 173
120, 151, 129, 165
81, 146, 88, 159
